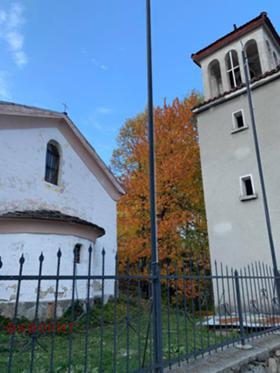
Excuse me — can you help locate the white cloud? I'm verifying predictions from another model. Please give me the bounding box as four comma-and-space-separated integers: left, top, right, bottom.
6, 31, 23, 50
9, 3, 24, 28
96, 107, 112, 115
84, 113, 103, 131
14, 50, 27, 67
0, 71, 11, 100
91, 57, 108, 71
0, 10, 7, 23
92, 121, 103, 130
0, 2, 28, 68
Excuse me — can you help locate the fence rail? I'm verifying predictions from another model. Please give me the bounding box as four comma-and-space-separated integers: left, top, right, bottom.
0, 247, 280, 372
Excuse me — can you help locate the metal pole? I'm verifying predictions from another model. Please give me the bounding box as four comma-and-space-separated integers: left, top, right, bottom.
145, 0, 163, 371
241, 48, 280, 301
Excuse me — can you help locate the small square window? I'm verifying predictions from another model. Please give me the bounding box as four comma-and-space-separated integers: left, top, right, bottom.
234, 111, 245, 129
240, 175, 257, 201
243, 178, 253, 196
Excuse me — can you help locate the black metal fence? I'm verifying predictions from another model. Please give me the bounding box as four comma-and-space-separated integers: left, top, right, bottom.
0, 247, 280, 372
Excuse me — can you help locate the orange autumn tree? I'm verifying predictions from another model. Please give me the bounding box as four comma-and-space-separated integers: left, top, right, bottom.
111, 93, 209, 274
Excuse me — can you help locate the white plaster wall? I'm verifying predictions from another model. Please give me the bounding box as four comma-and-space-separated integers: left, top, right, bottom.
0, 116, 117, 280
197, 77, 280, 272
0, 233, 114, 303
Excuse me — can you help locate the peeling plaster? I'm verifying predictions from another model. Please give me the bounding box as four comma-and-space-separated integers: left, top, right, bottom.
38, 286, 55, 298
92, 280, 102, 291
6, 284, 17, 292
0, 123, 117, 313
36, 286, 69, 300
9, 294, 16, 301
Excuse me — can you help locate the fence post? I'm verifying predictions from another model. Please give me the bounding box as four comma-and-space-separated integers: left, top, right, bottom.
234, 270, 246, 346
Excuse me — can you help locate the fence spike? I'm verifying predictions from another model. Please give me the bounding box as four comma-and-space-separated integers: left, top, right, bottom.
88, 245, 93, 253
39, 252, 44, 262
0, 256, 2, 269
19, 254, 25, 265
50, 245, 62, 371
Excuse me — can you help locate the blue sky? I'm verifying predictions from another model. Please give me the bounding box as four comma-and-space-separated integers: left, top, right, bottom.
0, 1, 279, 164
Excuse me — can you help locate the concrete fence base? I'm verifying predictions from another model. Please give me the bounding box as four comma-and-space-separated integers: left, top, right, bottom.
167, 333, 280, 373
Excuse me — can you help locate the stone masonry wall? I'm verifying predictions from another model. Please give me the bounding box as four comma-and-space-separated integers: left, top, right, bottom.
235, 348, 280, 373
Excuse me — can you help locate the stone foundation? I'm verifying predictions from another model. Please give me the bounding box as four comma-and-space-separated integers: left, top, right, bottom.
237, 349, 280, 373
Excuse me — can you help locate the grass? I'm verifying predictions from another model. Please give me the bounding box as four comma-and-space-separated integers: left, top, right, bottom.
0, 296, 237, 372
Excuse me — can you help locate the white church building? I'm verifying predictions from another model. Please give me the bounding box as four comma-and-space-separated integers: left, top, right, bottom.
0, 102, 124, 319
192, 12, 280, 272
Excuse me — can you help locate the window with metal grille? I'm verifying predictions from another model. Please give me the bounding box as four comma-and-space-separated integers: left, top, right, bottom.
45, 141, 60, 185
225, 50, 242, 89
74, 244, 82, 264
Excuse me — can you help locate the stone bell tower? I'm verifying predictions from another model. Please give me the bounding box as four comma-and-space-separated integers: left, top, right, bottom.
191, 12, 280, 270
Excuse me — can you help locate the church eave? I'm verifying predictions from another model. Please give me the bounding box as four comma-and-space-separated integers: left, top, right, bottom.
192, 66, 280, 114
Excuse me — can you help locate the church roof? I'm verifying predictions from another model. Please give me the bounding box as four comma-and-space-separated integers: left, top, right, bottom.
0, 101, 125, 200
192, 12, 280, 66
0, 210, 105, 237
0, 101, 65, 118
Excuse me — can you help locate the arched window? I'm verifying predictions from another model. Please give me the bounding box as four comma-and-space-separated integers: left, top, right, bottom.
245, 40, 262, 79
208, 59, 223, 97
74, 244, 82, 264
45, 141, 60, 185
273, 51, 278, 67
225, 50, 242, 89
